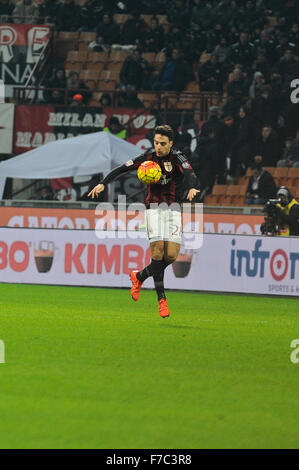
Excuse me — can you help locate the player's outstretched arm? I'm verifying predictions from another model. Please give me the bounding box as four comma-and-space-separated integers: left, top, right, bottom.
187, 188, 200, 201
88, 183, 105, 199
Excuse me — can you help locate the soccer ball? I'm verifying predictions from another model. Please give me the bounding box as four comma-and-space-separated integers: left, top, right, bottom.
137, 160, 162, 184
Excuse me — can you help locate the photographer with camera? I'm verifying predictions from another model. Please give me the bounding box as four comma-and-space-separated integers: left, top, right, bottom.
261, 186, 299, 236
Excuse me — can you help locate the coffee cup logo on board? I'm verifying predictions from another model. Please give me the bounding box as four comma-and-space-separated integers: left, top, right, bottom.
34, 241, 55, 273
172, 248, 193, 278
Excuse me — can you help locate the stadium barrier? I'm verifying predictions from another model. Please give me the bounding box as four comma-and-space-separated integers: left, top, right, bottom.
0, 227, 298, 297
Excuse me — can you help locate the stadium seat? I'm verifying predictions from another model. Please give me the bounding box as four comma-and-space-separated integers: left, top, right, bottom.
108, 50, 130, 63
99, 70, 119, 81
140, 14, 153, 27
286, 167, 299, 187
211, 184, 227, 204
79, 70, 101, 90
221, 185, 242, 205
79, 32, 96, 45
204, 194, 217, 205
98, 81, 117, 91
185, 81, 200, 93
86, 51, 108, 65
65, 62, 83, 74
137, 93, 159, 108
273, 167, 289, 186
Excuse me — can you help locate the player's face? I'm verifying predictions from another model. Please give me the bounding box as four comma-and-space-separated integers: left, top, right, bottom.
154, 134, 173, 157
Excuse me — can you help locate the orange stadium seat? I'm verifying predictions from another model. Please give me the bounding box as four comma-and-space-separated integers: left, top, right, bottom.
273, 167, 289, 186
79, 70, 101, 90
286, 167, 299, 187
137, 93, 159, 108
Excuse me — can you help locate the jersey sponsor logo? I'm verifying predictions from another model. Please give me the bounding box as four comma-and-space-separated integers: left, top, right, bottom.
164, 161, 173, 172
182, 161, 192, 169
124, 159, 134, 167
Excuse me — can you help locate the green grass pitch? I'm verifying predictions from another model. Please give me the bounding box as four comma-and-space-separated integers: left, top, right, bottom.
0, 283, 298, 449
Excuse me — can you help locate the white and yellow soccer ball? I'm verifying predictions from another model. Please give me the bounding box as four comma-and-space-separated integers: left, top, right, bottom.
137, 160, 162, 184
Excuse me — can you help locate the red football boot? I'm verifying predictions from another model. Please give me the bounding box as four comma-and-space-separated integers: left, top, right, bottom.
130, 271, 143, 301
158, 298, 170, 318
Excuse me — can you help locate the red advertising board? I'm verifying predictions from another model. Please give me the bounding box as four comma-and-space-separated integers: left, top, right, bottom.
0, 207, 264, 234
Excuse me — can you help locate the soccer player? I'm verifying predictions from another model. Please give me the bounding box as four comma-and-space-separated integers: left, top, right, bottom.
88, 125, 200, 318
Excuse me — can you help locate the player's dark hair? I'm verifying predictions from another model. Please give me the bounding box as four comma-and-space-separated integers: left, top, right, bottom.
154, 125, 174, 141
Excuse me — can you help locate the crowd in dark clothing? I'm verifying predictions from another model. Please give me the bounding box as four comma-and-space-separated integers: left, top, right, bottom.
4, 0, 299, 203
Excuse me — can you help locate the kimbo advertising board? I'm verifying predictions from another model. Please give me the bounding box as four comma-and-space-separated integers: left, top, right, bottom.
0, 228, 298, 296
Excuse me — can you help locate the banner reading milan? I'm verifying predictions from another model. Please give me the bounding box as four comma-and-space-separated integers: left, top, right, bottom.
14, 105, 156, 153
0, 24, 51, 86
0, 228, 298, 296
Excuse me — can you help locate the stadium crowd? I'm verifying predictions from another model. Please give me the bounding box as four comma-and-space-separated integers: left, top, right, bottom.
1, 0, 299, 202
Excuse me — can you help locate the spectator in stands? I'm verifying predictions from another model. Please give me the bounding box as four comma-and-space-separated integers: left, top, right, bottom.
227, 32, 256, 69
88, 34, 110, 53
251, 53, 271, 82
192, 127, 218, 198
99, 93, 112, 107
70, 93, 83, 107
167, 0, 190, 30
251, 85, 277, 136
212, 37, 229, 64
120, 49, 145, 91
47, 89, 65, 105
198, 54, 224, 93
55, 0, 81, 31
38, 186, 54, 201
0, 0, 14, 21
104, 116, 127, 139
213, 0, 237, 28
227, 66, 247, 98
67, 71, 91, 105
245, 161, 277, 205
152, 48, 190, 91
254, 30, 276, 64
12, 0, 40, 24
248, 71, 265, 99
140, 16, 164, 52
231, 106, 252, 177
201, 105, 228, 184
96, 12, 120, 45
277, 131, 299, 168
43, 68, 67, 102
191, 0, 213, 30
253, 124, 283, 167
79, 0, 105, 31
121, 12, 146, 45
278, 49, 298, 82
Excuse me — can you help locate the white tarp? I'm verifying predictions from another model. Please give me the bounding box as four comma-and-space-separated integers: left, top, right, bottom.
0, 228, 298, 296
0, 131, 141, 199
0, 103, 14, 154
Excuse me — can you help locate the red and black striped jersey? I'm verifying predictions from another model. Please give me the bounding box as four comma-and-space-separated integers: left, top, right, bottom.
101, 147, 198, 208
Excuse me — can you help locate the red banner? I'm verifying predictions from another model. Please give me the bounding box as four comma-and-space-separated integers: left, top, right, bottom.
13, 105, 156, 153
